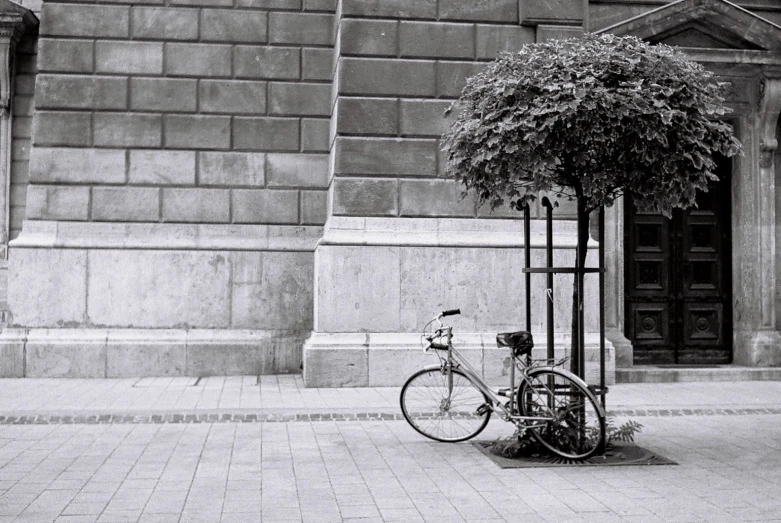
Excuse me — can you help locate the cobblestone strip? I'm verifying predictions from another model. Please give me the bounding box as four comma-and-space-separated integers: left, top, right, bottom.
0, 407, 780, 424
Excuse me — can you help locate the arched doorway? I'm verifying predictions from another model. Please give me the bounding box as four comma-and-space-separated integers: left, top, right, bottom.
624, 155, 733, 364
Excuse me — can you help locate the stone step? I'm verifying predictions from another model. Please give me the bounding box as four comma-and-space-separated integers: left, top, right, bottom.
616, 365, 781, 383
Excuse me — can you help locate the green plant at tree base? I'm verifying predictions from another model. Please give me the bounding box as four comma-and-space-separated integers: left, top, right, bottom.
442, 33, 741, 375
491, 418, 644, 459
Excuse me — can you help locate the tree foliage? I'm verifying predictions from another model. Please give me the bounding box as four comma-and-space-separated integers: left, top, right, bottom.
442, 33, 741, 215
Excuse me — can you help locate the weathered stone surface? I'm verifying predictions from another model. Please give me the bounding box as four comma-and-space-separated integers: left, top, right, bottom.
398, 247, 526, 332
132, 7, 199, 40
165, 43, 232, 77
302, 48, 333, 80
399, 99, 452, 136
32, 111, 91, 146
0, 336, 23, 378
162, 188, 230, 223
334, 137, 437, 176
92, 187, 161, 222
30, 148, 126, 184
8, 249, 88, 327
232, 190, 299, 224
520, 0, 584, 24
476, 24, 535, 59
269, 12, 334, 45
164, 115, 231, 149
399, 22, 475, 59
339, 58, 436, 96
27, 185, 90, 221
36, 75, 127, 110
87, 250, 231, 328
129, 150, 197, 185
301, 118, 331, 152
94, 113, 162, 147
340, 0, 436, 19
304, 0, 335, 10
199, 152, 265, 187
200, 9, 268, 43
399, 179, 476, 217
336, 97, 398, 135
340, 19, 397, 56
95, 41, 163, 74
267, 154, 329, 188
26, 340, 106, 378
200, 80, 267, 114
315, 245, 401, 332
332, 179, 398, 216
303, 340, 369, 387
41, 4, 129, 37
269, 83, 331, 116
106, 336, 186, 378
37, 39, 93, 73
131, 78, 197, 112
233, 117, 299, 151
171, 0, 232, 5
439, 0, 518, 22
437, 61, 486, 98
235, 46, 300, 80
301, 190, 327, 224
186, 335, 302, 376
230, 251, 314, 330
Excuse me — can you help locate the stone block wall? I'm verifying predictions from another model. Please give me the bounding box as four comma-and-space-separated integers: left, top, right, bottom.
28, 0, 335, 227
4, 0, 340, 376
331, 0, 535, 219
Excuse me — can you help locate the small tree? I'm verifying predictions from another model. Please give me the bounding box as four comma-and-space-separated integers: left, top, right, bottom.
442, 34, 740, 371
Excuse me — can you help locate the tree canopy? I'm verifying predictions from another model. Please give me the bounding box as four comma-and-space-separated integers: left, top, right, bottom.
442, 33, 741, 216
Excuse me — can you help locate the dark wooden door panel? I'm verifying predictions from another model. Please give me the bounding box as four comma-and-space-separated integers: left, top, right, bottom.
625, 156, 732, 364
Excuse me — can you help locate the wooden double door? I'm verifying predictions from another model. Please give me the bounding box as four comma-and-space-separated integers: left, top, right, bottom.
625, 157, 732, 364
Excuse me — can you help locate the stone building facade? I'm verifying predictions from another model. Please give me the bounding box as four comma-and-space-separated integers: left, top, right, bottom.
0, 0, 779, 386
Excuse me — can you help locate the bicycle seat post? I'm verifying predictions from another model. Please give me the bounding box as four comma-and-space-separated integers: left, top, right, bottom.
508, 343, 515, 414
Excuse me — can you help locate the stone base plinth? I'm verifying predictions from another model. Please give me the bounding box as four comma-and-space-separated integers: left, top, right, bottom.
734, 330, 781, 367
302, 332, 615, 387
0, 329, 306, 378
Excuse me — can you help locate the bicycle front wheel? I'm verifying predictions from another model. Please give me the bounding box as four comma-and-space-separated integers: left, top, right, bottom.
517, 368, 605, 460
400, 368, 491, 442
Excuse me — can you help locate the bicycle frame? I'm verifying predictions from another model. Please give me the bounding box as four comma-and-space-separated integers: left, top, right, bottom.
422, 315, 606, 429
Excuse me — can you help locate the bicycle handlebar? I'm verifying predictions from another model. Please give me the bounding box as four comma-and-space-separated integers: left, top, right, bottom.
441, 309, 461, 317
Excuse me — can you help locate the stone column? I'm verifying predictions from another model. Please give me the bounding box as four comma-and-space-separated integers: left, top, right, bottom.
0, 2, 36, 258
733, 70, 781, 366
603, 198, 634, 367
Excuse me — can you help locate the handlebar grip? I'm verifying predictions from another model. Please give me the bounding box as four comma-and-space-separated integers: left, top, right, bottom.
442, 309, 461, 317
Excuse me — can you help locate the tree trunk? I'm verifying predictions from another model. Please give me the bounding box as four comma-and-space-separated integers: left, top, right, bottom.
570, 197, 590, 378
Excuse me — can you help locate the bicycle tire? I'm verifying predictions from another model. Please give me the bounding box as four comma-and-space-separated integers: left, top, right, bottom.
517, 367, 605, 460
400, 367, 491, 443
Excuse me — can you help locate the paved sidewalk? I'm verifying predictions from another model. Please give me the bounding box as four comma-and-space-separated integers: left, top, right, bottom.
0, 378, 780, 523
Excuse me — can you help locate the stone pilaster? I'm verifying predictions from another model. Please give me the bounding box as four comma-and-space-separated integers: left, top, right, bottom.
734, 70, 781, 365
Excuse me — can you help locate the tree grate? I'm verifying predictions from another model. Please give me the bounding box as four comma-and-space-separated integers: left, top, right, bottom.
473, 441, 677, 468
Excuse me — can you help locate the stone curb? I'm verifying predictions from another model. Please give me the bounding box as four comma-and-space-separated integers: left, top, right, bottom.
0, 407, 780, 424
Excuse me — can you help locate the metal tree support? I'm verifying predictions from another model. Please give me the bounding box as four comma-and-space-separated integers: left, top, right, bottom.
521, 199, 608, 407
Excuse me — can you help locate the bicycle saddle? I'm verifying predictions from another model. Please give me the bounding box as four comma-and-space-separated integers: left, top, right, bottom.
496, 331, 534, 357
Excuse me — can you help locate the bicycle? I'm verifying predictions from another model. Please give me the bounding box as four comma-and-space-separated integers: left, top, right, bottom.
400, 309, 607, 460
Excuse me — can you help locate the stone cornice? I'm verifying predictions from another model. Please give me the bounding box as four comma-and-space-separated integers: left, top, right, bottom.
10, 221, 323, 252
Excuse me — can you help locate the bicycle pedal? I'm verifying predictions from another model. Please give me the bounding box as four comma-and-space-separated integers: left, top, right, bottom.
497, 388, 512, 397
475, 404, 491, 416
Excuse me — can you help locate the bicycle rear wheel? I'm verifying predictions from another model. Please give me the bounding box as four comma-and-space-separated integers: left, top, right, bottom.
517, 368, 605, 460
400, 368, 491, 442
